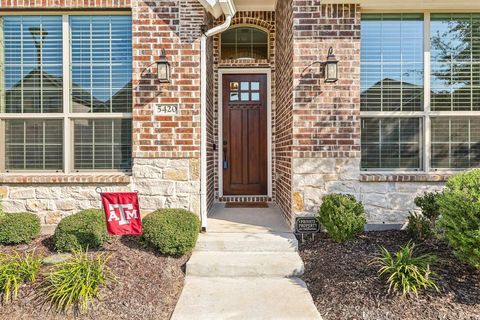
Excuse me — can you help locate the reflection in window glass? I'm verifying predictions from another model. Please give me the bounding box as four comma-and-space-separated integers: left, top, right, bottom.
230, 92, 239, 101
430, 14, 480, 111
70, 16, 132, 113
3, 16, 63, 113
221, 27, 268, 60
251, 92, 260, 101
5, 119, 63, 170
74, 119, 132, 170
361, 118, 422, 170
240, 93, 249, 101
431, 117, 480, 169
361, 14, 424, 111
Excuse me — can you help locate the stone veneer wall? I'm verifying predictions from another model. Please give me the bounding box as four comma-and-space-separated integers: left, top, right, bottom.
290, 2, 445, 226
274, 0, 294, 224
0, 0, 207, 225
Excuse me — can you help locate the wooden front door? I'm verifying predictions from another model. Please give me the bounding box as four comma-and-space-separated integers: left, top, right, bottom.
222, 74, 268, 195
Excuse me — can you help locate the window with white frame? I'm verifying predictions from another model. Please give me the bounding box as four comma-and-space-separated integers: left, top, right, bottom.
361, 13, 480, 171
0, 14, 132, 173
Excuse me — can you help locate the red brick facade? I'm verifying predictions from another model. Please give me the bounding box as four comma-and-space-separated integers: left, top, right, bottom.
292, 2, 361, 159
275, 0, 294, 223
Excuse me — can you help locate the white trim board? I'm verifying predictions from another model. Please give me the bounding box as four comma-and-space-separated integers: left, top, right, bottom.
217, 68, 272, 198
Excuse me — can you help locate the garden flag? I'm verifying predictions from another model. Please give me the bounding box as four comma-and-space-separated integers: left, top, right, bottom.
100, 192, 143, 235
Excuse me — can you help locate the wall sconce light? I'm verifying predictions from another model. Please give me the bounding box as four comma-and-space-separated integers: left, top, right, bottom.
324, 47, 339, 83
157, 49, 171, 83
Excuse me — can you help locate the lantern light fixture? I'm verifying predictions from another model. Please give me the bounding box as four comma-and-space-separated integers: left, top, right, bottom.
157, 49, 171, 83
324, 47, 339, 83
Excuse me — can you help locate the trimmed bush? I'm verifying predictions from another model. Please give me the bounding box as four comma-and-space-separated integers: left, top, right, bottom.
41, 251, 113, 314
436, 169, 480, 269
407, 212, 432, 240
371, 241, 438, 297
317, 194, 366, 243
414, 191, 441, 225
54, 209, 110, 252
0, 212, 41, 245
142, 208, 200, 256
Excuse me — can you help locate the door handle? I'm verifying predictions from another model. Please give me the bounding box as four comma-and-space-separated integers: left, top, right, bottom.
223, 141, 228, 169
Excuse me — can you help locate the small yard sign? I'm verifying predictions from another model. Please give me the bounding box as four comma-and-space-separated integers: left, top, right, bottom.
295, 217, 320, 242
154, 104, 179, 116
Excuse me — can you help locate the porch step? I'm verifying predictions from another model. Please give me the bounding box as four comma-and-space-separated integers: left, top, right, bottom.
195, 232, 298, 252
171, 276, 322, 320
186, 251, 304, 277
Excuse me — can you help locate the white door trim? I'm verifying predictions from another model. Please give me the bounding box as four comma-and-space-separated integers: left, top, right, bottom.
218, 68, 272, 198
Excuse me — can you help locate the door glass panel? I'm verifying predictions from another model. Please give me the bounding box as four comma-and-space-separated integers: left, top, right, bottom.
251, 82, 260, 90
240, 92, 249, 101
251, 92, 260, 101
230, 92, 239, 101
240, 82, 249, 90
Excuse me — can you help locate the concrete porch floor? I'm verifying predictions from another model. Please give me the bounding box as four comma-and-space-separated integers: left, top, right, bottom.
207, 202, 291, 233
171, 202, 322, 320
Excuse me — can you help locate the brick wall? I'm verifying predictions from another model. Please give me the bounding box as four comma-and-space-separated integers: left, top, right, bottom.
275, 0, 294, 224
0, 0, 130, 7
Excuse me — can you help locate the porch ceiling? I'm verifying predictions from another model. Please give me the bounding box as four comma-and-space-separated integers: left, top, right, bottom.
234, 0, 277, 11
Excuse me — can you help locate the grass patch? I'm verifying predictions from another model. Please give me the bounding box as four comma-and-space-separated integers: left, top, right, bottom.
41, 251, 114, 315
0, 252, 42, 303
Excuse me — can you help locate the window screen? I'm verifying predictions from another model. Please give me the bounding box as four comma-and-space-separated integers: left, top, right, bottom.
361, 14, 424, 111
221, 27, 268, 60
430, 14, 480, 111
3, 16, 63, 113
70, 16, 132, 113
73, 119, 132, 170
361, 118, 422, 170
431, 117, 480, 169
5, 119, 63, 170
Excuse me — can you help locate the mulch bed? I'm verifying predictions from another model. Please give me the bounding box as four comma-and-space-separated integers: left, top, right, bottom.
299, 231, 480, 320
0, 235, 189, 320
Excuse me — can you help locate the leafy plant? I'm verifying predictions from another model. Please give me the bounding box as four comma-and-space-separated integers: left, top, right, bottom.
436, 169, 480, 269
0, 252, 42, 303
414, 191, 441, 224
371, 241, 439, 297
142, 208, 200, 256
317, 194, 366, 243
41, 251, 113, 314
407, 211, 432, 240
54, 209, 110, 252
0, 212, 41, 245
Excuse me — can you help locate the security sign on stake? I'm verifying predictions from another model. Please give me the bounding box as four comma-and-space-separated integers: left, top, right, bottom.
100, 192, 142, 235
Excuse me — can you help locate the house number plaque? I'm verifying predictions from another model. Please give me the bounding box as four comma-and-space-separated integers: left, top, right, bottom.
154, 104, 179, 116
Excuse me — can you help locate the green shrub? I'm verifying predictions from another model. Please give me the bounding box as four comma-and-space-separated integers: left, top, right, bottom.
436, 169, 480, 269
0, 212, 41, 245
0, 252, 42, 303
142, 208, 200, 256
41, 251, 113, 314
414, 192, 441, 224
407, 212, 432, 240
54, 209, 110, 252
371, 241, 439, 297
317, 194, 366, 243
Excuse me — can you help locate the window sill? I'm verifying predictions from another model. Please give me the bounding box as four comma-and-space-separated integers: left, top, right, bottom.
0, 173, 131, 184
360, 173, 451, 182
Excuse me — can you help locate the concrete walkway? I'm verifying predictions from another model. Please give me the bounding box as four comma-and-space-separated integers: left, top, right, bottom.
171, 203, 321, 320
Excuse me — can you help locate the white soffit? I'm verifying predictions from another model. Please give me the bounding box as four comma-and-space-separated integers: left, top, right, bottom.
234, 0, 277, 11
321, 0, 480, 11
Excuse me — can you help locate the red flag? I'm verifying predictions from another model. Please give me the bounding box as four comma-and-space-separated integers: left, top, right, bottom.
100, 192, 142, 235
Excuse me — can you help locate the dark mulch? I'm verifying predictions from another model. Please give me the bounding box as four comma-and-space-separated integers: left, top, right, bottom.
300, 231, 480, 320
0, 235, 188, 320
